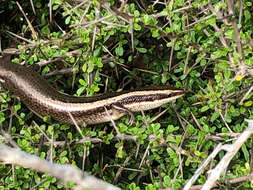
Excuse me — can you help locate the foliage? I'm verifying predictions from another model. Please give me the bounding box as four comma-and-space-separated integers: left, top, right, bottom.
0, 0, 253, 189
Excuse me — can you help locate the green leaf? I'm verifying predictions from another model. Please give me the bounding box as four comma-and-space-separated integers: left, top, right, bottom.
43, 115, 51, 123
134, 10, 140, 17
115, 46, 124, 56
87, 64, 94, 73
65, 16, 71, 25
136, 47, 147, 53
211, 49, 228, 59
151, 28, 160, 38
79, 79, 86, 86
82, 63, 87, 72
206, 17, 216, 26
14, 103, 21, 112
244, 10, 251, 21
60, 150, 67, 157
41, 25, 50, 35
119, 123, 128, 133
242, 144, 249, 161
211, 111, 220, 122
0, 112, 5, 123
163, 176, 171, 187
133, 23, 141, 30
129, 182, 140, 190
76, 86, 85, 96
200, 105, 209, 112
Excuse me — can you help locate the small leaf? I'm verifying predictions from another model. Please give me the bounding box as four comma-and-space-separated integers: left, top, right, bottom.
60, 150, 67, 157
211, 111, 219, 122
244, 101, 253, 107
116, 146, 124, 158
76, 86, 85, 96
0, 112, 5, 123
87, 64, 94, 73
65, 16, 71, 25
115, 46, 124, 56
14, 103, 21, 112
79, 79, 86, 86
151, 28, 159, 38
43, 116, 51, 123
200, 105, 209, 112
82, 63, 87, 72
119, 123, 128, 133
136, 47, 147, 53
242, 144, 249, 161
133, 23, 141, 30
163, 176, 171, 187
206, 17, 216, 26
41, 25, 50, 35
244, 10, 251, 21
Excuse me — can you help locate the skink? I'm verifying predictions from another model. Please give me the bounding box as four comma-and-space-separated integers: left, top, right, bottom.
0, 60, 184, 125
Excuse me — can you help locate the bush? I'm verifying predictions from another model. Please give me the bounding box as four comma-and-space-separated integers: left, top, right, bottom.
0, 0, 253, 189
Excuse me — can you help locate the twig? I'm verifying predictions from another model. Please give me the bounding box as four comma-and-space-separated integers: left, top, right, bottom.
190, 173, 253, 189
92, 5, 100, 51
138, 143, 150, 169
49, 0, 52, 23
151, 5, 193, 18
16, 1, 37, 39
71, 14, 113, 28
186, 14, 214, 28
29, 0, 36, 15
68, 112, 84, 137
184, 46, 191, 74
239, 85, 253, 104
219, 111, 233, 133
250, 143, 253, 173
149, 107, 169, 124
136, 68, 159, 75
45, 66, 78, 77
129, 18, 134, 52
191, 112, 203, 130
30, 178, 48, 190
32, 121, 51, 142
226, 0, 244, 60
69, 0, 88, 13
0, 129, 19, 149
238, 0, 243, 25
36, 49, 80, 66
168, 39, 175, 72
113, 156, 131, 184
5, 30, 33, 44
79, 1, 91, 24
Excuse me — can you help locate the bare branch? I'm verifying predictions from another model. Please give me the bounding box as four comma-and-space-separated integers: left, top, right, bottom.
0, 143, 121, 190
184, 120, 253, 190
203, 120, 253, 189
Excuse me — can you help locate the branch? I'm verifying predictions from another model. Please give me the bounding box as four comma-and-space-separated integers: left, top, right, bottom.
0, 143, 121, 190
202, 120, 253, 189
184, 120, 253, 190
